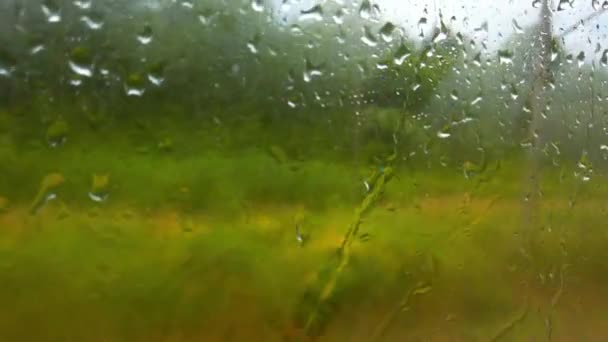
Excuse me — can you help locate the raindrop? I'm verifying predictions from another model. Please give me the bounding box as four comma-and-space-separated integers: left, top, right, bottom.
89, 174, 110, 203
69, 78, 83, 87
432, 30, 447, 43
557, 0, 573, 11
333, 9, 344, 24
124, 73, 146, 96
393, 43, 411, 65
251, 0, 264, 12
69, 46, 94, 78
361, 26, 378, 47
576, 51, 585, 67
532, 0, 541, 8
198, 9, 216, 25
299, 5, 323, 22
41, 0, 61, 23
510, 84, 519, 100
601, 49, 608, 67
359, 0, 372, 19
576, 151, 593, 182
0, 53, 16, 77
179, 0, 193, 8
81, 13, 104, 30
303, 59, 324, 82
418, 17, 428, 27
471, 93, 483, 105
73, 0, 91, 9
551, 42, 560, 62
375, 61, 389, 70
46, 118, 69, 147
472, 52, 482, 66
69, 61, 93, 78
498, 50, 514, 65
137, 24, 153, 45
30, 44, 45, 55
450, 90, 459, 100
247, 34, 261, 54
147, 61, 166, 86
432, 20, 449, 43
474, 21, 488, 33
600, 145, 608, 160
379, 22, 396, 43
437, 128, 451, 139
512, 19, 523, 34
593, 0, 600, 9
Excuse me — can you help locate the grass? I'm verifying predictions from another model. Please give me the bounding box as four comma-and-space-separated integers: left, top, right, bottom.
1, 105, 608, 340
0, 191, 607, 340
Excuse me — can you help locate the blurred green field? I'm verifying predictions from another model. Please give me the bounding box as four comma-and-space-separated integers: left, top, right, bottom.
1, 106, 608, 341
1, 146, 608, 340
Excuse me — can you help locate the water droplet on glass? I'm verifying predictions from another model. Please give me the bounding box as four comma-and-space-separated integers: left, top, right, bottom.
73, 0, 91, 10
474, 21, 488, 33
124, 73, 146, 96
69, 77, 83, 87
303, 59, 323, 82
359, 0, 372, 19
147, 61, 166, 86
471, 52, 482, 67
576, 51, 585, 67
394, 43, 411, 65
512, 19, 523, 34
251, 0, 264, 12
600, 145, 608, 160
333, 9, 344, 24
69, 47, 94, 78
361, 26, 378, 47
46, 118, 69, 147
450, 90, 459, 101
532, 0, 542, 8
179, 0, 193, 9
557, 0, 573, 11
437, 129, 451, 139
247, 34, 261, 54
137, 24, 153, 45
69, 61, 93, 78
41, 0, 61, 23
81, 13, 104, 30
601, 49, 608, 67
30, 43, 45, 55
471, 93, 483, 105
0, 53, 16, 77
510, 84, 519, 100
432, 20, 449, 43
299, 5, 323, 22
375, 61, 389, 70
498, 50, 514, 65
89, 174, 110, 203
379, 22, 396, 43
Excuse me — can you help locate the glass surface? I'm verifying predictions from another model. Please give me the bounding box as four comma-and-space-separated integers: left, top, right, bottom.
0, 0, 607, 340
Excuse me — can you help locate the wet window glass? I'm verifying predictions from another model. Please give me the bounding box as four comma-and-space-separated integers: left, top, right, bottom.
0, 0, 606, 340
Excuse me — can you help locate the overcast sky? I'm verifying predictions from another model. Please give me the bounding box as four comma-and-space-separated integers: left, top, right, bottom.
271, 0, 608, 63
